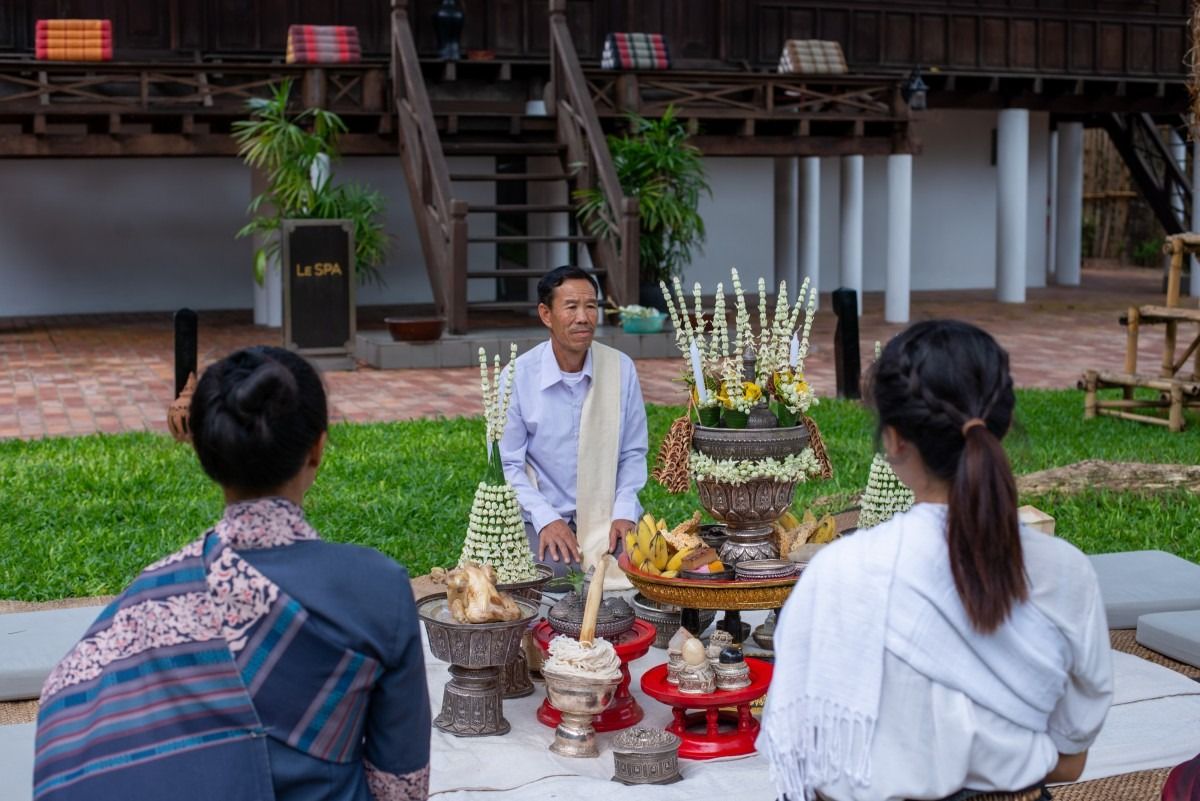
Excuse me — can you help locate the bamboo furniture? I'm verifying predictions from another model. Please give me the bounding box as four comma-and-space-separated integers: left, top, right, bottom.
1082, 233, 1200, 432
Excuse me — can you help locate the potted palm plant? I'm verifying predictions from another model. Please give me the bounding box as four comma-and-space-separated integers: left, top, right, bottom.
576, 107, 710, 311
234, 80, 388, 327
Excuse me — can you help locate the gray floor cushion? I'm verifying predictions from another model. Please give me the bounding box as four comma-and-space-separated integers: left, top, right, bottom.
0, 723, 35, 801
1090, 550, 1200, 629
0, 606, 103, 701
1138, 609, 1200, 669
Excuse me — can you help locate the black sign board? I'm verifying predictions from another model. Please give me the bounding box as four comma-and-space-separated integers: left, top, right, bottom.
282, 220, 355, 359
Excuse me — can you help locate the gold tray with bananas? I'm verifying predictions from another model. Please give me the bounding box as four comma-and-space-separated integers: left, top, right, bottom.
617, 552, 798, 611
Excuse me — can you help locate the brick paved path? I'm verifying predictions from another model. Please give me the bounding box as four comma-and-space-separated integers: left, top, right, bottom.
0, 267, 1172, 440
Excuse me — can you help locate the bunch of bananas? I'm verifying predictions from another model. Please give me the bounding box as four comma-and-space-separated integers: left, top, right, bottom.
625, 513, 696, 578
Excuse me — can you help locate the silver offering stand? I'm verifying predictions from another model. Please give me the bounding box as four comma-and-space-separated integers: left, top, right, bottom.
417, 593, 538, 737
496, 564, 554, 699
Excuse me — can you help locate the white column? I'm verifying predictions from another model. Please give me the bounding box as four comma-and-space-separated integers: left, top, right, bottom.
1170, 128, 1187, 226
774, 157, 799, 289
1192, 136, 1200, 297
1046, 129, 1058, 283
886, 153, 913, 324
800, 157, 821, 304
1054, 121, 1083, 287
996, 108, 1029, 303
250, 167, 282, 327
839, 154, 864, 313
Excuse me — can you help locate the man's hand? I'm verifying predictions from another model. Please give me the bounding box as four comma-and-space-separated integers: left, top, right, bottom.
538, 519, 581, 564
609, 519, 635, 555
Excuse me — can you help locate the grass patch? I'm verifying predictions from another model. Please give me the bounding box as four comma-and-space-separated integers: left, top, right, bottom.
1, 389, 1197, 601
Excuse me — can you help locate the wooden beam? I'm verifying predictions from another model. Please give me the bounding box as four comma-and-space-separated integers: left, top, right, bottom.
0, 134, 239, 157
688, 135, 901, 157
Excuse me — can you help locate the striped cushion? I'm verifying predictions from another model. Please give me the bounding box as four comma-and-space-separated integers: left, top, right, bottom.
286, 25, 362, 64
35, 19, 113, 61
778, 40, 848, 75
601, 32, 671, 70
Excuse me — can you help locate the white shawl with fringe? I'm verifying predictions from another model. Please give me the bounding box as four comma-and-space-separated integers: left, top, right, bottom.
761, 503, 1071, 801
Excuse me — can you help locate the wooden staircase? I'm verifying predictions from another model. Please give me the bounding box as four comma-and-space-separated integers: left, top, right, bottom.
389, 0, 637, 334
1101, 113, 1191, 236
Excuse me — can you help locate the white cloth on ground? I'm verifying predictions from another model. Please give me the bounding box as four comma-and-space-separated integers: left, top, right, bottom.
762, 503, 1113, 801
2, 629, 1195, 801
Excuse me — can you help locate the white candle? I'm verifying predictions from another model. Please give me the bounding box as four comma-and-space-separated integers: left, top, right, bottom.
789, 333, 800, 368
690, 341, 708, 403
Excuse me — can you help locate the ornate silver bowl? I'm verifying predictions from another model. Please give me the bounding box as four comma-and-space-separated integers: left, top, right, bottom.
417, 593, 538, 737
547, 592, 636, 639
496, 565, 554, 699
631, 593, 716, 648
692, 421, 813, 565
612, 727, 682, 785
541, 667, 623, 758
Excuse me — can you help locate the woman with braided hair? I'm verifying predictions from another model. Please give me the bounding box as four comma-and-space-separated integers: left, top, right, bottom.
762, 320, 1112, 801
34, 347, 431, 801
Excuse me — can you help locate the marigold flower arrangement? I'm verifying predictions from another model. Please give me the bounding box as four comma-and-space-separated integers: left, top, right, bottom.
458, 344, 539, 583
651, 268, 827, 490
660, 267, 818, 429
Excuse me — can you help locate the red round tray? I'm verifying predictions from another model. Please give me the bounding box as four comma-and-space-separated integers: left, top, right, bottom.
533, 618, 656, 732
640, 657, 773, 760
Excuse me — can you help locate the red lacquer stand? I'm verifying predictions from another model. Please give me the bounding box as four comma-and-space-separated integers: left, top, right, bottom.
640, 658, 773, 760
533, 618, 656, 732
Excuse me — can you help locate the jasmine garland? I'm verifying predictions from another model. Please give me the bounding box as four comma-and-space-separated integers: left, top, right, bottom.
690, 449, 822, 485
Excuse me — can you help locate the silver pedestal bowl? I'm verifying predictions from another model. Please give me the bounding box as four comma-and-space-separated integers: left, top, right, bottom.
541, 667, 623, 757
496, 564, 554, 699
417, 593, 539, 737
691, 422, 811, 565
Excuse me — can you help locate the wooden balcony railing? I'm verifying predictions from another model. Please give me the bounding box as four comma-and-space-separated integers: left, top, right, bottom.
391, 0, 466, 330
548, 0, 639, 306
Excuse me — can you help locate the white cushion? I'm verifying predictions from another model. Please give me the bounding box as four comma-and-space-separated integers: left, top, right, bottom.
0, 724, 35, 801
0, 607, 103, 701
1137, 609, 1200, 668
1090, 550, 1200, 629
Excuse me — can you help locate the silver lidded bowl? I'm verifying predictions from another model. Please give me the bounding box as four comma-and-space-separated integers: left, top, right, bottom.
631, 594, 716, 649
612, 727, 683, 785
547, 591, 636, 639
541, 667, 623, 757
734, 559, 800, 581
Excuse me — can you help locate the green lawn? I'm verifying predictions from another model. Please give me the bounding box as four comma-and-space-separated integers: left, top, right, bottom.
1, 389, 1197, 601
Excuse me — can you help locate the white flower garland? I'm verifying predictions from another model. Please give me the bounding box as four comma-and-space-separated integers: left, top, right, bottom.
459, 344, 538, 583
690, 449, 822, 485
858, 452, 914, 530
660, 268, 818, 416
459, 480, 537, 583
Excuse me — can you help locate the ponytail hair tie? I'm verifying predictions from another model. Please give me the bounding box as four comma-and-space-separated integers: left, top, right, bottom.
961, 417, 988, 436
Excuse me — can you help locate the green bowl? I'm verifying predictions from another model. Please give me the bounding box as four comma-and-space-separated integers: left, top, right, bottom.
621, 313, 665, 334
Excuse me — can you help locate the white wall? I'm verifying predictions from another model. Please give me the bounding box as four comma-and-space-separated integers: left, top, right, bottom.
683, 157, 775, 292
687, 109, 1051, 298
0, 156, 493, 317
0, 114, 1057, 317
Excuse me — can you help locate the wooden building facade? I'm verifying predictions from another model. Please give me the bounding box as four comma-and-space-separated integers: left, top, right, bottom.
0, 1, 1189, 79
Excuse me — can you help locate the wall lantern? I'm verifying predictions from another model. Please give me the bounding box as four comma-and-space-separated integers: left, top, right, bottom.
902, 67, 929, 112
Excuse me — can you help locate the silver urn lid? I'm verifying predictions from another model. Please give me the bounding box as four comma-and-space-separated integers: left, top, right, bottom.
611, 727, 682, 785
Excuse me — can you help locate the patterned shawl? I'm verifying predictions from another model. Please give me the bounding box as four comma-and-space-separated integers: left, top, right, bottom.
34, 498, 391, 801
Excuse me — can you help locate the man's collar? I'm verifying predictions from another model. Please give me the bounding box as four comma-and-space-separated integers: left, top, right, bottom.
539, 341, 593, 390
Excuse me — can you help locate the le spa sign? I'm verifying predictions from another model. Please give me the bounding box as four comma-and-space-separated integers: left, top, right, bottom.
282, 219, 356, 359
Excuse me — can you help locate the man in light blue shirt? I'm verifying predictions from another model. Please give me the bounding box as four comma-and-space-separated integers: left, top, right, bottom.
499, 266, 648, 577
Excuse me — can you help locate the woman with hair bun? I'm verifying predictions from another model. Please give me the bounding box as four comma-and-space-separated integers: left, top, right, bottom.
34, 346, 431, 801
763, 320, 1112, 801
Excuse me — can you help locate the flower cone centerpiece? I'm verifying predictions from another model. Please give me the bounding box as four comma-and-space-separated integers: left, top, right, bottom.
456, 346, 549, 699
655, 269, 832, 566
